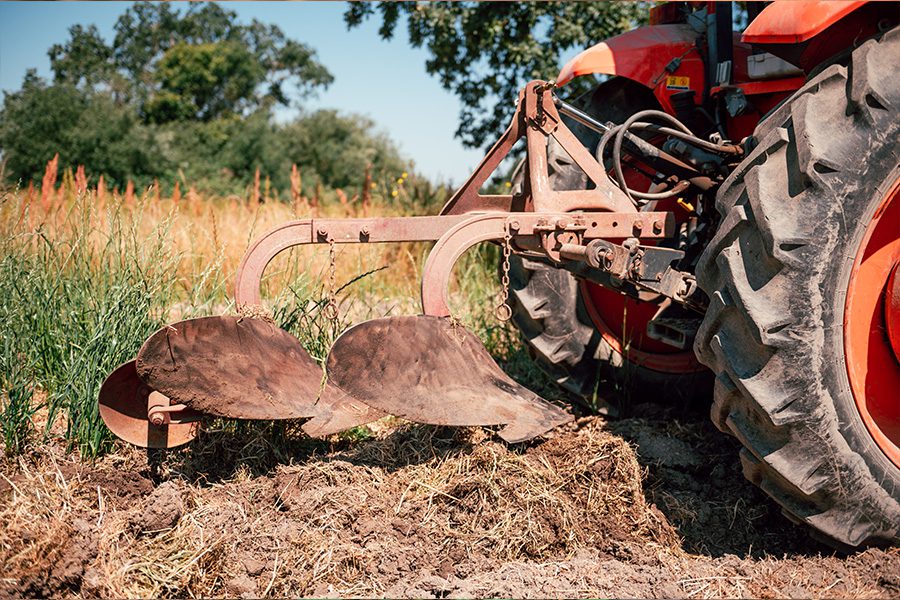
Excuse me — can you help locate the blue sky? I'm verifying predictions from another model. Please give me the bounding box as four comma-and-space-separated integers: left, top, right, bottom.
0, 1, 527, 184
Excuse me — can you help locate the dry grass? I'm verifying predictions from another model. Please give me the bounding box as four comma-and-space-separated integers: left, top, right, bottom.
4, 166, 447, 312
2, 419, 898, 599
0, 419, 682, 597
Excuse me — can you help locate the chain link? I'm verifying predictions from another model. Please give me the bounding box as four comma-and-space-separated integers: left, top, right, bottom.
495, 221, 513, 322
324, 238, 339, 322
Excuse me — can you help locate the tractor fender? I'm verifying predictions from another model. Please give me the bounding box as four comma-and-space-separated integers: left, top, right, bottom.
742, 1, 867, 45
555, 24, 705, 114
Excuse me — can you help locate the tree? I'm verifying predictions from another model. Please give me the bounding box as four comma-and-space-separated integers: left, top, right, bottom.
345, 2, 646, 148
49, 2, 334, 123
0, 72, 166, 188
1, 3, 411, 195
282, 110, 408, 190
145, 41, 266, 122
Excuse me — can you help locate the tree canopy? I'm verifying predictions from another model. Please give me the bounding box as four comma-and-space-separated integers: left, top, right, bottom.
49, 2, 334, 123
1, 2, 409, 194
344, 2, 646, 149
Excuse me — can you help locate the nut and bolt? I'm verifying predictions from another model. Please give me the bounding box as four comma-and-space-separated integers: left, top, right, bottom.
148, 408, 168, 426
652, 220, 663, 234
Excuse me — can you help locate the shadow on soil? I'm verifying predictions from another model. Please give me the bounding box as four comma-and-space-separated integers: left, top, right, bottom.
157, 420, 476, 485
605, 403, 833, 559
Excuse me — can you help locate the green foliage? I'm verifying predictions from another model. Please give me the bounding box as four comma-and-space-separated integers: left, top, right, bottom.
0, 2, 413, 197
345, 2, 646, 148
147, 41, 266, 122
0, 197, 193, 456
51, 1, 333, 122
48, 24, 114, 88
282, 110, 409, 191
0, 72, 168, 189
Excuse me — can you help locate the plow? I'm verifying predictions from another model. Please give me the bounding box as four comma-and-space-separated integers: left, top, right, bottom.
100, 80, 692, 446
99, 1, 900, 548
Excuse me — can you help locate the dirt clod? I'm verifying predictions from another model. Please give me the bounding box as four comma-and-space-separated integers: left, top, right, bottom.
226, 574, 257, 598
139, 480, 184, 532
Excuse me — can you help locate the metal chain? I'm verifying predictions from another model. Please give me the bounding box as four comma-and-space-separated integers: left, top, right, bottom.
324, 238, 339, 322
495, 221, 513, 322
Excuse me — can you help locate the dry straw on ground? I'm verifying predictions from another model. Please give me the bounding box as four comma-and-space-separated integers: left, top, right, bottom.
2, 419, 898, 599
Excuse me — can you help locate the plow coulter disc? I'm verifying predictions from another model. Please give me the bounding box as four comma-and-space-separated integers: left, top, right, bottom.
135, 315, 383, 430
326, 316, 573, 443
99, 361, 201, 449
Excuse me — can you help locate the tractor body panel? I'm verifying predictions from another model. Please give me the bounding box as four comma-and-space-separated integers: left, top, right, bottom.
555, 24, 706, 115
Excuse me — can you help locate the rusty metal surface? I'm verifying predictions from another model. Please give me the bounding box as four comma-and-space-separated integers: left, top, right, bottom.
301, 387, 385, 438
135, 316, 383, 429
440, 80, 635, 217
99, 361, 201, 449
235, 211, 672, 318
326, 315, 573, 442
234, 216, 471, 308
419, 212, 674, 317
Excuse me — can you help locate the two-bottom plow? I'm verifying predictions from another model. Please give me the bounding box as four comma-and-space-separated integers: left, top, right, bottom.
99, 80, 693, 449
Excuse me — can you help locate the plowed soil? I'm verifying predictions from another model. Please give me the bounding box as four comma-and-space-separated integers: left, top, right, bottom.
1, 416, 897, 598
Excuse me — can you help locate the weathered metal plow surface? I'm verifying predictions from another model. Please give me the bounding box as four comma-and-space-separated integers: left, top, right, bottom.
326, 315, 573, 443
99, 361, 201, 449
134, 316, 383, 435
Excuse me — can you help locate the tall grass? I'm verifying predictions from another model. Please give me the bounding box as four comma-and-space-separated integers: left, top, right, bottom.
0, 189, 206, 455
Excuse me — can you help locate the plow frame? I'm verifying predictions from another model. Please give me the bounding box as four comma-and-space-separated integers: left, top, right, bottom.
235, 80, 680, 318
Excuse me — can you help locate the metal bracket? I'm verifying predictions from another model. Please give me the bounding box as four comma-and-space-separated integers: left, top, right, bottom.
558, 238, 705, 311
439, 80, 635, 216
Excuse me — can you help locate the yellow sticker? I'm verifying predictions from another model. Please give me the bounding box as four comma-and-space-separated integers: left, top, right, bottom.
666, 76, 691, 91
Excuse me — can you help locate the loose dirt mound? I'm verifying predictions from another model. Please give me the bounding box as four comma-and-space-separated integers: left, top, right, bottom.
1, 417, 897, 598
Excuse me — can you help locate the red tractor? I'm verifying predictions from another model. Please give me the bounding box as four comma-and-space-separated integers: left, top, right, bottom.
99, 1, 900, 548
505, 0, 900, 548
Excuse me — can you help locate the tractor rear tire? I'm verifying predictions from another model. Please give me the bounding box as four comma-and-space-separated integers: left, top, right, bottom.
507, 78, 707, 404
694, 30, 900, 547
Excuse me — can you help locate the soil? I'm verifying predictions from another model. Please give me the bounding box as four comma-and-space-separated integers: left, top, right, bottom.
1, 415, 897, 598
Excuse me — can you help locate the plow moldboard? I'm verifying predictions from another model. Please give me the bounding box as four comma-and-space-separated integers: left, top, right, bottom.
135, 315, 383, 431
326, 315, 573, 442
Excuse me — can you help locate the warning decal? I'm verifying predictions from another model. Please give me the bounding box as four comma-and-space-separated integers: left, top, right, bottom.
666, 76, 691, 91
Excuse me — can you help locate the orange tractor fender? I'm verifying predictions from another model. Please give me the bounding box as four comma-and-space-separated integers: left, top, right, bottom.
555, 24, 706, 115
741, 0, 867, 44
556, 1, 876, 112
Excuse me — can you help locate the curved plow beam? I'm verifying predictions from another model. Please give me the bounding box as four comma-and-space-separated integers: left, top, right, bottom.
420, 213, 514, 318
233, 216, 471, 308
419, 212, 666, 317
